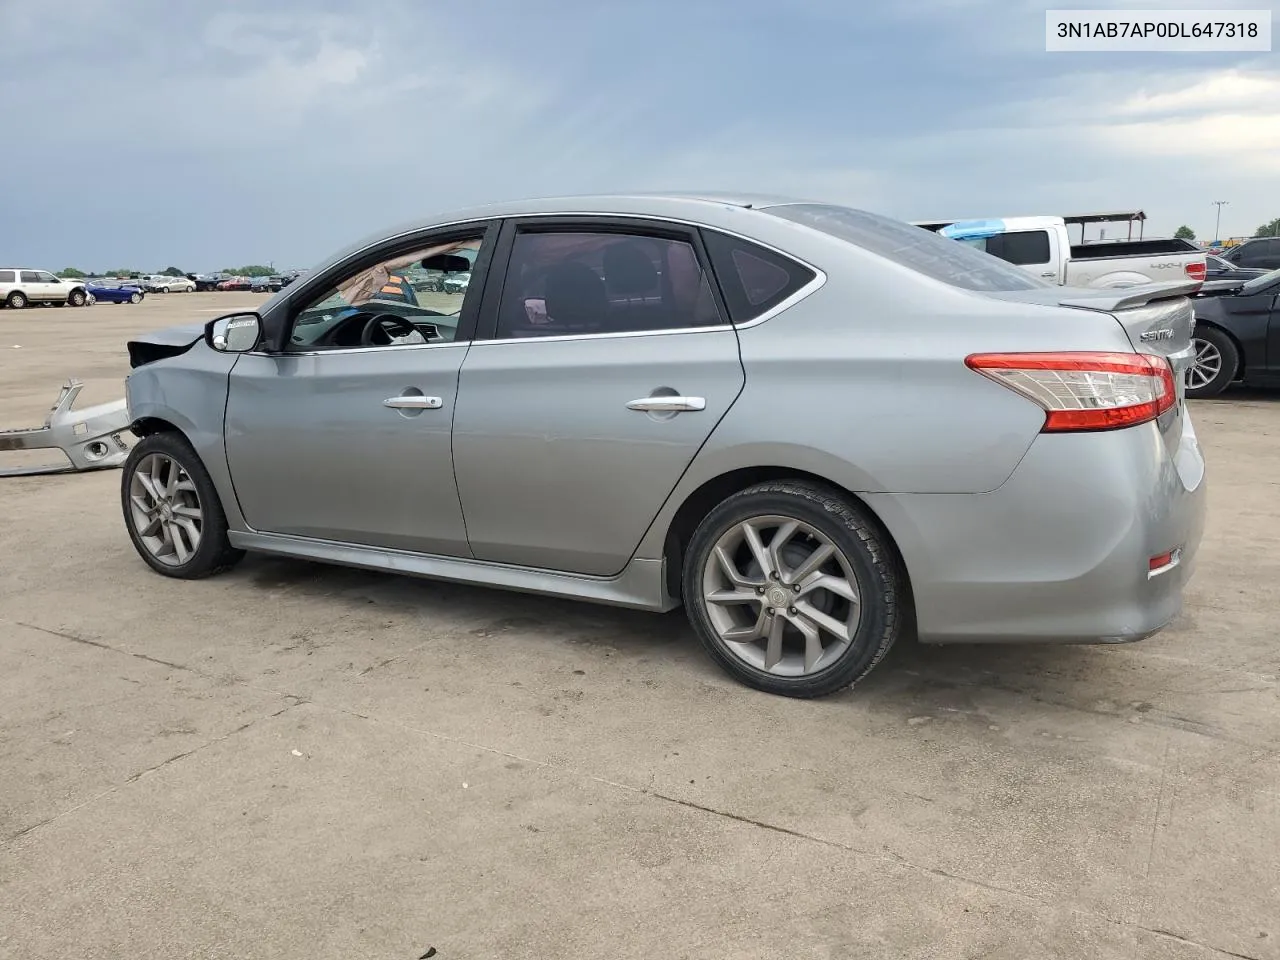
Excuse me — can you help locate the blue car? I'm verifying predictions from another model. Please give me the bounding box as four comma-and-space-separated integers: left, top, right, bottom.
86, 281, 145, 304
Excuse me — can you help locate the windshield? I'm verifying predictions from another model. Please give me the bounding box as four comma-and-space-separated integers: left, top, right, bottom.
765, 202, 1048, 292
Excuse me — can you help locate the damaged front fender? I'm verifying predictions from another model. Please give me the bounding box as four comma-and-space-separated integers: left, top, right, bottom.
0, 379, 130, 476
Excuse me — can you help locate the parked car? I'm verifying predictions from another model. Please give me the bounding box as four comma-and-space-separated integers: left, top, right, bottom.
1203, 254, 1269, 282
0, 268, 89, 308
86, 280, 145, 304
442, 271, 470, 294
217, 276, 252, 291
279, 271, 303, 288
118, 193, 1205, 699
85, 277, 146, 304
1183, 267, 1280, 398
1218, 237, 1280, 272
145, 275, 196, 293
250, 275, 282, 293
193, 273, 226, 292
917, 216, 1206, 287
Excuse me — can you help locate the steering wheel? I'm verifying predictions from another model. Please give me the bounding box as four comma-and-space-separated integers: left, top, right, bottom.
358, 312, 421, 346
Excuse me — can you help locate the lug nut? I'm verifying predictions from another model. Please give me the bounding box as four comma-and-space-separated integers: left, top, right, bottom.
792, 584, 801, 593
765, 607, 774, 615
788, 606, 797, 615
756, 585, 765, 594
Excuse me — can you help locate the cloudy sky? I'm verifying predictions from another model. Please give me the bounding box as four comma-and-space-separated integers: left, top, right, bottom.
2, 0, 1277, 272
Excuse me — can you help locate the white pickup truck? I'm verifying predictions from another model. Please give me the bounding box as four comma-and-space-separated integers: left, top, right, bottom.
914, 215, 1207, 288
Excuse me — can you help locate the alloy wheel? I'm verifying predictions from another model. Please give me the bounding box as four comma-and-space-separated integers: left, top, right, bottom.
1187, 337, 1223, 391
127, 453, 204, 566
701, 515, 862, 677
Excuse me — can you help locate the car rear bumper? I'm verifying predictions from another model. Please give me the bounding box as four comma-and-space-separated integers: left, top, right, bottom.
862, 414, 1207, 644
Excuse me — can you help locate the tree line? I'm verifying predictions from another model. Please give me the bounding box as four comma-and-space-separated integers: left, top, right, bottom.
1174, 218, 1280, 242
56, 265, 276, 279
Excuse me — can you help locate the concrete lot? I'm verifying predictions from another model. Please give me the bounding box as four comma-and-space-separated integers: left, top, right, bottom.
1, 293, 1277, 960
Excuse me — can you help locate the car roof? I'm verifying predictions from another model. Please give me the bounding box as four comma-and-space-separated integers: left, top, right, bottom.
301, 192, 819, 281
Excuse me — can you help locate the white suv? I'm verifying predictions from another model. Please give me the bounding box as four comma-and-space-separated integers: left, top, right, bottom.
0, 269, 89, 308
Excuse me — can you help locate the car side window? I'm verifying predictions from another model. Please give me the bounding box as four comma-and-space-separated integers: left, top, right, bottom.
287, 234, 487, 351
702, 230, 817, 324
494, 230, 724, 339
0, 271, 15, 283
20, 271, 40, 283
37, 271, 59, 283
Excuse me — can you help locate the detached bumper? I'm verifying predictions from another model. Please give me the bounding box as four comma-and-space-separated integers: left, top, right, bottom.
864, 417, 1207, 644
0, 379, 130, 476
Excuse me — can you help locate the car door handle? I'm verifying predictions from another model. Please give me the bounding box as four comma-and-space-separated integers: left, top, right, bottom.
1040, 271, 1057, 278
626, 396, 706, 412
383, 395, 442, 410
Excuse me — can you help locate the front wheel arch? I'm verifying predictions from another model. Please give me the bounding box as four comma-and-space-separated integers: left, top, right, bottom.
130, 416, 184, 439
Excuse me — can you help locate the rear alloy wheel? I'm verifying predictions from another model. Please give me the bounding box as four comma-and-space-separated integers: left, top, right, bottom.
1186, 325, 1238, 399
6, 291, 27, 309
121, 432, 244, 579
129, 291, 142, 304
683, 480, 901, 698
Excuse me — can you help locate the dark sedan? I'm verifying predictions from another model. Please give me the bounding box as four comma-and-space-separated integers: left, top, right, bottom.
1219, 237, 1280, 272
86, 280, 145, 304
1205, 254, 1269, 282
1187, 268, 1280, 397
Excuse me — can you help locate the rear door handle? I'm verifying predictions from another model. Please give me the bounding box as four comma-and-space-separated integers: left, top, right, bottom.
626, 396, 706, 412
383, 395, 442, 409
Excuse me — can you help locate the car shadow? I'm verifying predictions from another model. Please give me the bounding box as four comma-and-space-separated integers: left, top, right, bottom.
236, 554, 1108, 710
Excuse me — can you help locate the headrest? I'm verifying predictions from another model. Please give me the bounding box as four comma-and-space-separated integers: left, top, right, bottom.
603, 242, 658, 295
544, 262, 607, 328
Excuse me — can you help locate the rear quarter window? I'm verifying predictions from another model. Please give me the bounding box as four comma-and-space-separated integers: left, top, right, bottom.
0, 270, 15, 283
702, 230, 817, 323
765, 203, 1047, 292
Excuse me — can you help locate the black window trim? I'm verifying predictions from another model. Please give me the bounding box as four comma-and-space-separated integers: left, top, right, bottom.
698, 227, 823, 325
256, 218, 501, 354
472, 215, 734, 344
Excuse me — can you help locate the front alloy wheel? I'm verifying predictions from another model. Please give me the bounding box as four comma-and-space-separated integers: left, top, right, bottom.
121, 433, 244, 578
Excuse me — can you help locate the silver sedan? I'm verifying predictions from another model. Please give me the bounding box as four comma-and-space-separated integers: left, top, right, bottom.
118, 194, 1206, 698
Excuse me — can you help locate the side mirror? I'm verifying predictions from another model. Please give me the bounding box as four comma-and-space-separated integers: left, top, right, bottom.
208, 313, 262, 353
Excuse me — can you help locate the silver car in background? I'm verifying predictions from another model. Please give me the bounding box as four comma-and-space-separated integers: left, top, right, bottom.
118, 194, 1206, 698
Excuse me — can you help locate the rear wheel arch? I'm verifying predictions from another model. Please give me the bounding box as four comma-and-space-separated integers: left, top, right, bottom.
661, 466, 915, 615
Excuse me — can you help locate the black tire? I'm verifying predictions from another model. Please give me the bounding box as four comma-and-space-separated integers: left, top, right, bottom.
120, 432, 245, 579
68, 289, 87, 307
682, 480, 902, 698
129, 291, 143, 304
1186, 325, 1239, 399
7, 291, 28, 308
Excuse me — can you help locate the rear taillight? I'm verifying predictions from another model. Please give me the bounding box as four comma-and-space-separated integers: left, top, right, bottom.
1185, 260, 1206, 282
965, 352, 1176, 432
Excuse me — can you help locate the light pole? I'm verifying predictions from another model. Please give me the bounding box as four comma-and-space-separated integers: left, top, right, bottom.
1212, 200, 1229, 244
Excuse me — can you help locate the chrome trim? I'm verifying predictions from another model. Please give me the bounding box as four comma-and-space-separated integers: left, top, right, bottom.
383, 395, 443, 410
626, 395, 706, 412
279, 210, 829, 350
247, 340, 467, 359
225, 530, 678, 612
732, 268, 828, 331
469, 324, 736, 346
